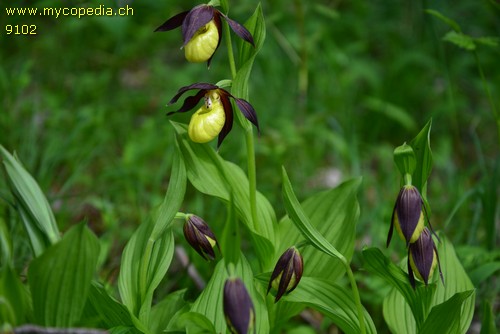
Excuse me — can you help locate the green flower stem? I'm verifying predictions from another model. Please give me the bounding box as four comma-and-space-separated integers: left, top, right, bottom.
404, 173, 412, 187
245, 126, 259, 232
344, 261, 366, 334
223, 20, 237, 79
224, 14, 259, 233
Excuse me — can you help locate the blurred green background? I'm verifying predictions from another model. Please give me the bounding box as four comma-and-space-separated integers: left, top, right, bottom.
1, 0, 499, 332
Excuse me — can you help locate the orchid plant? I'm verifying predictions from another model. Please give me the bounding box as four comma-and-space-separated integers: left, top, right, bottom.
0, 1, 478, 333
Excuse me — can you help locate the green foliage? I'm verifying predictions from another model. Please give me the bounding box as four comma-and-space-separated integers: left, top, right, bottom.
28, 222, 100, 327
1, 0, 499, 332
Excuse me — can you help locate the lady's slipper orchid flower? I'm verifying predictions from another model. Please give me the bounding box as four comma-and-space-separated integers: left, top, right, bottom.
155, 4, 254, 65
387, 185, 431, 247
267, 247, 303, 302
167, 82, 259, 148
223, 278, 255, 334
407, 227, 444, 288
183, 214, 219, 261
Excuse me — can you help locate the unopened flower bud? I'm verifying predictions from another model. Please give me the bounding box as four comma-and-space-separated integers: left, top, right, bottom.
387, 185, 426, 247
183, 214, 219, 261
223, 278, 255, 334
188, 90, 225, 143
267, 247, 303, 302
407, 227, 443, 288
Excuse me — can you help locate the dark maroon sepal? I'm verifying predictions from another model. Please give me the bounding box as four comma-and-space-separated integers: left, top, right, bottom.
167, 90, 206, 115
154, 10, 189, 32
182, 5, 215, 46
217, 96, 234, 148
223, 15, 255, 46
234, 98, 260, 133
168, 82, 218, 105
408, 256, 416, 289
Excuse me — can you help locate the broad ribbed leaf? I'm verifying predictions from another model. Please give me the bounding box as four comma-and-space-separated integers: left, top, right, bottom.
119, 143, 185, 324
87, 283, 145, 334
191, 256, 269, 334
172, 122, 276, 269
150, 290, 187, 334
419, 290, 474, 334
118, 223, 175, 324
0, 265, 28, 326
177, 312, 217, 334
281, 167, 346, 262
279, 175, 361, 280
282, 277, 376, 334
363, 247, 434, 329
28, 223, 99, 327
0, 145, 60, 256
381, 236, 475, 333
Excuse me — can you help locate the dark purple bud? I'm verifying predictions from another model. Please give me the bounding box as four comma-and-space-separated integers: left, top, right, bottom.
223, 278, 255, 334
267, 247, 303, 302
183, 215, 219, 261
408, 228, 444, 289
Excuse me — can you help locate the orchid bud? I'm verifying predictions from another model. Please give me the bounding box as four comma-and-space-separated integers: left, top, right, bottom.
223, 278, 255, 334
188, 90, 226, 143
267, 247, 303, 302
407, 227, 443, 288
183, 214, 219, 261
387, 185, 426, 247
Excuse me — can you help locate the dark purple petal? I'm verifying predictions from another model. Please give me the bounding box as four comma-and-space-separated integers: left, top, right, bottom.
167, 90, 206, 115
407, 256, 416, 289
168, 82, 218, 105
217, 95, 234, 148
434, 244, 445, 286
182, 5, 215, 46
386, 200, 397, 247
154, 10, 189, 32
222, 14, 255, 46
234, 98, 260, 133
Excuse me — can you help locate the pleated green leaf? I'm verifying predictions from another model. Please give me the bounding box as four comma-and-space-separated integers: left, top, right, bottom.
150, 290, 187, 334
87, 282, 146, 334
28, 222, 99, 327
177, 312, 217, 334
419, 290, 474, 334
190, 256, 269, 334
172, 122, 276, 269
118, 223, 175, 324
118, 143, 185, 324
0, 265, 29, 326
281, 167, 346, 262
279, 174, 361, 280
281, 277, 377, 334
0, 145, 60, 256
381, 236, 475, 333
363, 247, 435, 329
